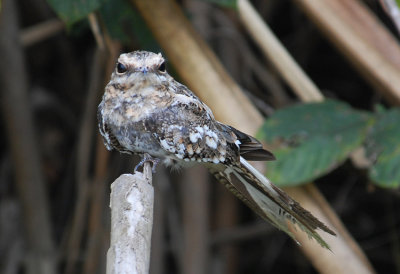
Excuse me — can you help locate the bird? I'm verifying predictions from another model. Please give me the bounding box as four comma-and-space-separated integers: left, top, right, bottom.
97, 50, 336, 249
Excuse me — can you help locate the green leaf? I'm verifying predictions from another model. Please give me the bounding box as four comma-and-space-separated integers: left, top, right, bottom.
99, 0, 159, 50
258, 100, 372, 186
47, 0, 106, 24
366, 109, 400, 188
200, 0, 237, 9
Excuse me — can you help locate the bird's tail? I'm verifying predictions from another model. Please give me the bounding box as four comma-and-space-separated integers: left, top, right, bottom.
210, 156, 336, 249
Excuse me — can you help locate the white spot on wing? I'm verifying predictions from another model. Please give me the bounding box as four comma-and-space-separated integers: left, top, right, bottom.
160, 139, 175, 153
171, 94, 198, 106
205, 129, 218, 139
212, 157, 220, 164
206, 136, 218, 149
190, 132, 202, 143
195, 126, 205, 135
235, 140, 241, 148
168, 124, 183, 131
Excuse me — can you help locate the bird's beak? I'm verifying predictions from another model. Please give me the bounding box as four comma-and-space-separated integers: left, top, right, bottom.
140, 67, 149, 74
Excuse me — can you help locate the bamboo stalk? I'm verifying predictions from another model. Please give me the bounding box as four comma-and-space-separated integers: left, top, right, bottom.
238, 0, 324, 103
292, 0, 400, 105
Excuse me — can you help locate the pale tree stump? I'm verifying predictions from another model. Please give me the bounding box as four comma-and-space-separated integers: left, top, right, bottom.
107, 163, 154, 274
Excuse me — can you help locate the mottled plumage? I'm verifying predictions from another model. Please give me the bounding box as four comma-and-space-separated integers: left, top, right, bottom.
98, 51, 335, 248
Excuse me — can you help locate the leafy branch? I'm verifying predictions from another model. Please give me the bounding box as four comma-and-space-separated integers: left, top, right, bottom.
258, 100, 400, 188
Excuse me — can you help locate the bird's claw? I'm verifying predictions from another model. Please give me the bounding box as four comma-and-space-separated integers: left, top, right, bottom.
134, 153, 160, 173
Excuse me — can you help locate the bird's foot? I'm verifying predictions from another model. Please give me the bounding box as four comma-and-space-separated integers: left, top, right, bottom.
134, 153, 160, 173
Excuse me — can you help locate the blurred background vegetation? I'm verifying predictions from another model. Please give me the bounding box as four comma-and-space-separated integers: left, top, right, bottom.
0, 0, 400, 273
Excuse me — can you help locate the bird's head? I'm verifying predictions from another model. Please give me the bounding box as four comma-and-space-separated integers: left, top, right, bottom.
111, 51, 168, 84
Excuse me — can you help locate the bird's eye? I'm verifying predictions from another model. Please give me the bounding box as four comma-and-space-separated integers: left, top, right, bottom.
158, 62, 166, 73
116, 62, 127, 74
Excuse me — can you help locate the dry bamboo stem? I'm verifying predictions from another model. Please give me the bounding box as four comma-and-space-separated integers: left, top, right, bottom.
292, 0, 400, 105
238, 0, 324, 102
107, 164, 154, 274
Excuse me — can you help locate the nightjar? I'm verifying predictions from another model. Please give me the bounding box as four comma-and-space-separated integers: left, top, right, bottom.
98, 51, 335, 248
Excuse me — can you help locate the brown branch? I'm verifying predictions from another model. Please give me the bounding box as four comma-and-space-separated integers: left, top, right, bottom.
20, 18, 64, 47
0, 0, 56, 273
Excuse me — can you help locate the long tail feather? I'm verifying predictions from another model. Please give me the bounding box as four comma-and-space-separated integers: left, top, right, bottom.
210, 157, 335, 249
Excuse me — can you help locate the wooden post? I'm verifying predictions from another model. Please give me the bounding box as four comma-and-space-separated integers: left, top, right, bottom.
107, 163, 154, 274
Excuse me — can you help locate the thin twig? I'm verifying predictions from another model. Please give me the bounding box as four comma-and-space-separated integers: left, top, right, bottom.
20, 18, 64, 47
88, 13, 106, 50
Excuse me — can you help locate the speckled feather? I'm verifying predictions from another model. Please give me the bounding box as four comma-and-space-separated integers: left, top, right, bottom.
98, 51, 335, 248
